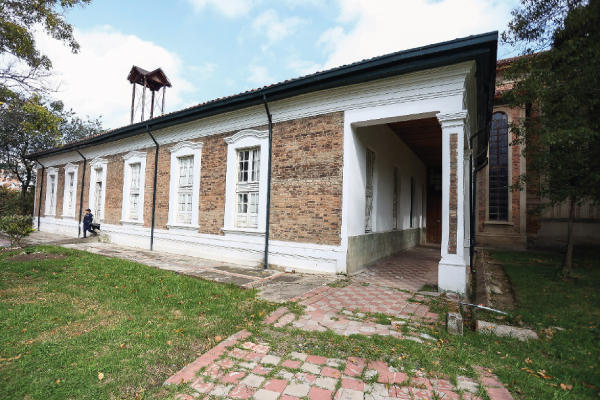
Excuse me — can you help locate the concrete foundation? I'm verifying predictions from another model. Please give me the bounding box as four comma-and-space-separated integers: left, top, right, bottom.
531, 219, 600, 250
346, 228, 425, 274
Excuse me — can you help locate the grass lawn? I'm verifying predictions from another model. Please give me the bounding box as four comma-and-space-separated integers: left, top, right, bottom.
0, 245, 277, 399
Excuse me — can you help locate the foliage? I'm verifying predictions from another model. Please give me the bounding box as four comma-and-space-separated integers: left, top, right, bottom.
0, 214, 34, 246
0, 186, 22, 216
0, 93, 103, 215
502, 0, 600, 274
0, 0, 93, 98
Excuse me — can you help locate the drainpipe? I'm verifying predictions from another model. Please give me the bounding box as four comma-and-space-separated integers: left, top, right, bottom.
36, 161, 45, 231
468, 124, 490, 272
146, 125, 159, 251
75, 150, 87, 238
262, 94, 273, 270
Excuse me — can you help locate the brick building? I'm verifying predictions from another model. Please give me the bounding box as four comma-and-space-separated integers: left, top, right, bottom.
476, 57, 600, 250
27, 33, 499, 294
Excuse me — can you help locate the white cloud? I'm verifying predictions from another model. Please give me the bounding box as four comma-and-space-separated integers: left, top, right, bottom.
35, 26, 195, 130
286, 56, 322, 77
320, 0, 516, 70
252, 9, 308, 49
190, 62, 219, 75
247, 64, 273, 87
186, 0, 255, 18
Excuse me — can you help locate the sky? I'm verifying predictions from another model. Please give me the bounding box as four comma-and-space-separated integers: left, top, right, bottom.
36, 0, 521, 130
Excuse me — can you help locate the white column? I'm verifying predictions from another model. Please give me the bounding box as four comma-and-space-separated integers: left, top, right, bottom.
437, 111, 467, 294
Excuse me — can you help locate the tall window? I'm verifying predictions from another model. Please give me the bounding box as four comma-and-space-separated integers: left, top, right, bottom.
392, 167, 398, 230
489, 112, 509, 220
236, 148, 260, 228
94, 167, 103, 220
365, 149, 375, 233
177, 156, 194, 224
48, 175, 56, 214
129, 163, 141, 220
67, 172, 75, 215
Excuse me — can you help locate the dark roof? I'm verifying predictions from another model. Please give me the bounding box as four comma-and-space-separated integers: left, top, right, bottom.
28, 31, 498, 161
127, 66, 172, 91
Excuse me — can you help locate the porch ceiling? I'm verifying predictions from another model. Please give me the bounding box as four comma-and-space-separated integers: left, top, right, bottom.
388, 117, 442, 166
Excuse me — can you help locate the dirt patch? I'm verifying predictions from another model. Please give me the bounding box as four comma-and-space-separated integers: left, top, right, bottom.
483, 252, 517, 311
8, 252, 67, 262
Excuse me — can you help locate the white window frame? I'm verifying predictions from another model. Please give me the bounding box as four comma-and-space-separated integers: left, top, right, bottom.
167, 141, 203, 230
223, 129, 269, 235
121, 151, 147, 225
88, 157, 108, 223
235, 148, 261, 228
365, 148, 376, 233
45, 167, 58, 216
62, 163, 79, 218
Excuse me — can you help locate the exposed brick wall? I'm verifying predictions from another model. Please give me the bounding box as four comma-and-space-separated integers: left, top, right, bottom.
270, 112, 344, 246
198, 133, 229, 235
448, 133, 458, 254
102, 154, 125, 225
509, 108, 521, 234
143, 145, 170, 230
54, 168, 65, 218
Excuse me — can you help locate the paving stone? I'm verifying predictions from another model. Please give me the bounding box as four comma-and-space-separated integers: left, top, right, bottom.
477, 320, 539, 341
264, 379, 288, 393
241, 374, 265, 388
315, 377, 338, 391
336, 388, 365, 400
402, 336, 423, 344
282, 360, 302, 369
283, 383, 311, 397
253, 389, 280, 400
341, 378, 365, 391
456, 379, 479, 393
229, 384, 257, 399
308, 386, 334, 400
301, 362, 321, 375
277, 371, 295, 380
290, 352, 308, 361
325, 358, 344, 368
261, 355, 281, 366
209, 384, 233, 397
419, 333, 435, 340
239, 362, 259, 370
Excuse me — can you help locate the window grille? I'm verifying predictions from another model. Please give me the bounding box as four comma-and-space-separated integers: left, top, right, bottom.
129, 163, 141, 220
489, 112, 509, 221
94, 168, 103, 219
236, 148, 260, 228
177, 156, 193, 223
49, 175, 56, 214
67, 172, 74, 214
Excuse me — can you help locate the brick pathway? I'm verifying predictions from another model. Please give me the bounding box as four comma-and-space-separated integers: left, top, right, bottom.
167, 330, 499, 400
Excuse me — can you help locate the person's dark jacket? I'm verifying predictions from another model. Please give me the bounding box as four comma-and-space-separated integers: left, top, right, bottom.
83, 213, 94, 224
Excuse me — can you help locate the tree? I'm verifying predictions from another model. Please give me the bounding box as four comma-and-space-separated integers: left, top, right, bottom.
0, 93, 103, 214
502, 0, 600, 275
0, 0, 93, 99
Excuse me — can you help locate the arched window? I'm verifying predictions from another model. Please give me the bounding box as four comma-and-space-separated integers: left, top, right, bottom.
489, 112, 508, 221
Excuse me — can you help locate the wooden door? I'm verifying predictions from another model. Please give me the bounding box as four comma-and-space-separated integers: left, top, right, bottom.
427, 193, 442, 243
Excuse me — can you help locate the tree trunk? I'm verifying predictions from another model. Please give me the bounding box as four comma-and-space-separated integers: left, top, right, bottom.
561, 196, 575, 276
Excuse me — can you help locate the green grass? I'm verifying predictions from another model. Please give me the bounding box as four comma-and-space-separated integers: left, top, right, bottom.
0, 245, 277, 399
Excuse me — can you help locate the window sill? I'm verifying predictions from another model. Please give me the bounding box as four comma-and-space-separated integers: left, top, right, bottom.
121, 220, 144, 226
61, 215, 75, 219
484, 221, 514, 226
222, 227, 265, 237
167, 223, 199, 232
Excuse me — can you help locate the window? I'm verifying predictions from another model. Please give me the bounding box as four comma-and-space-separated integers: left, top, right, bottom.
177, 156, 194, 224
489, 112, 509, 221
88, 157, 107, 223
393, 167, 398, 230
410, 177, 414, 228
167, 141, 203, 230
62, 163, 78, 218
121, 151, 146, 224
365, 149, 375, 233
235, 148, 260, 228
45, 167, 58, 216
223, 129, 268, 234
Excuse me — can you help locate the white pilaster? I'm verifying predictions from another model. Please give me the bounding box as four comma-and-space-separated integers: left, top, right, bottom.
437, 111, 468, 293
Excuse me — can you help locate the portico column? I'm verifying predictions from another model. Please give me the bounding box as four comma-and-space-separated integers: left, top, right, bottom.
437, 111, 467, 293
463, 149, 472, 265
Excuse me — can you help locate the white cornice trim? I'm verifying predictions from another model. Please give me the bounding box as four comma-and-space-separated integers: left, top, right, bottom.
169, 141, 203, 153
90, 157, 108, 168
437, 111, 468, 130
64, 162, 78, 172
122, 150, 147, 160
225, 129, 268, 144
46, 167, 58, 174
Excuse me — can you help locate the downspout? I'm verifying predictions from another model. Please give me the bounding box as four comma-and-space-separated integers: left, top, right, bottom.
75, 150, 87, 238
468, 124, 490, 272
36, 161, 45, 231
146, 125, 159, 251
262, 94, 273, 270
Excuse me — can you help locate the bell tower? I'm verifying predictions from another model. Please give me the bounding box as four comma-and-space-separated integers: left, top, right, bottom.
127, 66, 171, 124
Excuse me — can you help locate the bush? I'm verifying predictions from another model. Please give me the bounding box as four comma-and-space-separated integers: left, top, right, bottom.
0, 186, 34, 216
0, 215, 34, 247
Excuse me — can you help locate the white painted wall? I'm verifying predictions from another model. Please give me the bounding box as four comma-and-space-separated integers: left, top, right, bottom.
347, 124, 427, 237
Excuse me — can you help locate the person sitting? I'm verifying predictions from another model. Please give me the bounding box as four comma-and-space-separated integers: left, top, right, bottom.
82, 208, 96, 238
